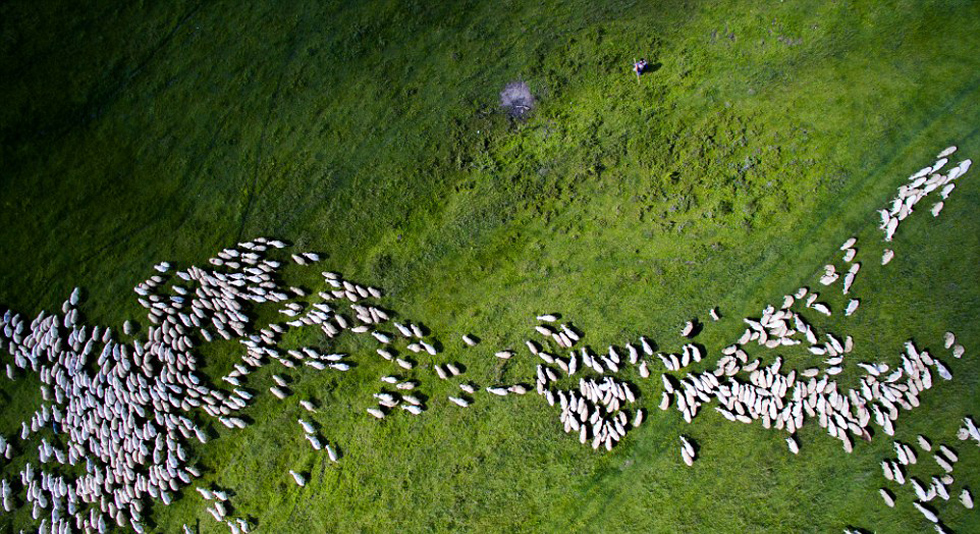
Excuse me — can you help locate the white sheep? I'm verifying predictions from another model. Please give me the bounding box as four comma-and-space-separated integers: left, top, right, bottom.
448, 396, 470, 407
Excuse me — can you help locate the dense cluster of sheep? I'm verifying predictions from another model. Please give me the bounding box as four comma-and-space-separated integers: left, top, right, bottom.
0, 147, 974, 533
0, 237, 443, 533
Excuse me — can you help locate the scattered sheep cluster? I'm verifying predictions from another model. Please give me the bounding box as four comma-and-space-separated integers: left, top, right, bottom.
877, 427, 975, 533
878, 146, 970, 244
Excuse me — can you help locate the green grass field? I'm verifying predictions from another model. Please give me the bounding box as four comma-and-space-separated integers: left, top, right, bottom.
2, 0, 980, 532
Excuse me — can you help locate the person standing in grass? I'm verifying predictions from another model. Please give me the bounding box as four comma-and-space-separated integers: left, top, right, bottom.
633, 58, 648, 81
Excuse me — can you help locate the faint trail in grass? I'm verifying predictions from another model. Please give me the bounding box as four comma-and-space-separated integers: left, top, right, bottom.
235, 6, 309, 243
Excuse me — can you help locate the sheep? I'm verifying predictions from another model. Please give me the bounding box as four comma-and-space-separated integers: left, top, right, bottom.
934, 454, 954, 473
933, 360, 952, 381
881, 461, 894, 481
879, 488, 895, 507
943, 332, 955, 349
298, 420, 316, 434
917, 435, 932, 451
495, 350, 514, 360
962, 489, 974, 509
786, 436, 800, 455
537, 314, 558, 322
931, 202, 944, 216
459, 383, 476, 394
911, 478, 930, 501
938, 445, 958, 463
366, 408, 386, 419
462, 334, 478, 347
288, 471, 306, 487
844, 299, 861, 317
396, 359, 414, 370
680, 321, 695, 338
913, 502, 938, 523
811, 303, 831, 316
640, 336, 654, 355
633, 409, 644, 427
680, 444, 695, 466
448, 396, 470, 407
393, 323, 413, 337
434, 365, 448, 380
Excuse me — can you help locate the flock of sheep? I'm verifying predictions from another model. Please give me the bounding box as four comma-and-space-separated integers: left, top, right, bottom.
0, 146, 974, 533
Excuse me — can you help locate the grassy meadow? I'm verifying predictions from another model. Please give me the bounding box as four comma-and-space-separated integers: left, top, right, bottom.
2, 0, 980, 532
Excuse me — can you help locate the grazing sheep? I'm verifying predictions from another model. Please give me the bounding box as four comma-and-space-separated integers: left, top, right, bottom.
298, 420, 316, 434
938, 445, 958, 463
880, 488, 896, 508
786, 436, 800, 455
367, 407, 386, 419
420, 341, 437, 355
288, 471, 306, 487
943, 332, 955, 349
962, 488, 974, 509
462, 334, 478, 347
448, 396, 470, 407
681, 445, 694, 467
680, 321, 695, 338
912, 501, 938, 523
